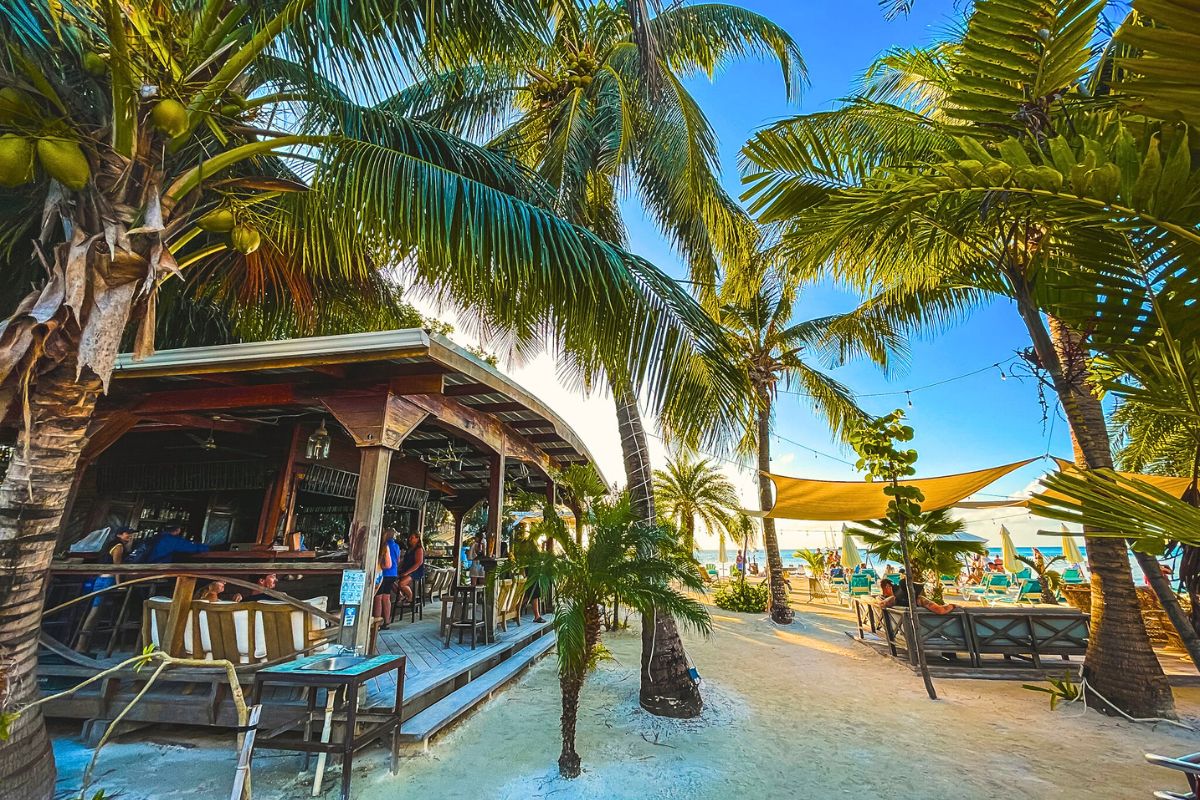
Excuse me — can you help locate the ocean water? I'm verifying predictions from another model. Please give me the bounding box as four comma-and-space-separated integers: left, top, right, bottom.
695, 546, 1157, 584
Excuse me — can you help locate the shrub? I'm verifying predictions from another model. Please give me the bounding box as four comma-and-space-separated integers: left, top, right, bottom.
713, 581, 769, 613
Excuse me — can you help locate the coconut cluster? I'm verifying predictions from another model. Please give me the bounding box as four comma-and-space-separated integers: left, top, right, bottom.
196, 207, 261, 254
528, 51, 599, 108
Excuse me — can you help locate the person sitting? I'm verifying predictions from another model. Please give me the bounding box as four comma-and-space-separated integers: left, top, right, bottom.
234, 573, 279, 602
830, 563, 845, 579
148, 524, 209, 563
198, 580, 229, 602
396, 532, 426, 606
896, 578, 958, 614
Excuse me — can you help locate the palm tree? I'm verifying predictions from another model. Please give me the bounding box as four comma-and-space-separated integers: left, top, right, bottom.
653, 456, 738, 553
740, 0, 1191, 717
524, 499, 709, 778
850, 509, 986, 603
1017, 552, 1066, 606
554, 463, 608, 545
401, 0, 803, 717
716, 271, 901, 623
0, 3, 744, 792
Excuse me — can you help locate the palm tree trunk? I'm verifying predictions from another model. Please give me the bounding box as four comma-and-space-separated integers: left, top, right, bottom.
685, 517, 695, 555
0, 354, 102, 798
1010, 283, 1174, 717
756, 397, 793, 624
558, 603, 604, 779
558, 668, 584, 778
614, 386, 702, 718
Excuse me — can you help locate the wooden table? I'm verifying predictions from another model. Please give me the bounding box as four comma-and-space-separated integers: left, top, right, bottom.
251, 653, 406, 800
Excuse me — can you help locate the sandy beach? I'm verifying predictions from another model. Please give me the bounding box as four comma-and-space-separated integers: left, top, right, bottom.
53, 600, 1200, 799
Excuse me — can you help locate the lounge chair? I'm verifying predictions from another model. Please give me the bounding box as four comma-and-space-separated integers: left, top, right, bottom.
1012, 567, 1033, 581
1061, 568, 1086, 584
965, 573, 1010, 600
940, 574, 961, 597
848, 574, 873, 600
989, 579, 1043, 606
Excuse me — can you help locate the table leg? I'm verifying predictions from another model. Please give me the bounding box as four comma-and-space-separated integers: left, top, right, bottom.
301, 687, 317, 771
341, 688, 359, 800
391, 663, 405, 774
312, 688, 337, 797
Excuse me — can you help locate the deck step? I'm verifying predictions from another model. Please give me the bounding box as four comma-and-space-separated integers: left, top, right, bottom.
397, 632, 556, 743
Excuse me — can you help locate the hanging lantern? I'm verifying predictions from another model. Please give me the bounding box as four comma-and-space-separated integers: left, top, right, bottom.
306, 420, 331, 460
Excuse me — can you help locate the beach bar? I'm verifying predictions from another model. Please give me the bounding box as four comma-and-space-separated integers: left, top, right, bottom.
30, 329, 596, 741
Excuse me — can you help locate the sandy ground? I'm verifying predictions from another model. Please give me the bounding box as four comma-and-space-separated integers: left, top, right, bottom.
52, 600, 1200, 800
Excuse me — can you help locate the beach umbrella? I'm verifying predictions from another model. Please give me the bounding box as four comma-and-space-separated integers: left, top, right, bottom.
935, 531, 988, 543
718, 534, 727, 566
841, 526, 863, 571
1000, 525, 1021, 573
1060, 524, 1084, 565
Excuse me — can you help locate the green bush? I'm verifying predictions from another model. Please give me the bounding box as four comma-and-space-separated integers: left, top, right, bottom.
713, 581, 770, 613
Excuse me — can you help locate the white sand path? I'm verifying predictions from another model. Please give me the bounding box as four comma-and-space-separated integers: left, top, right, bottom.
53, 601, 1200, 799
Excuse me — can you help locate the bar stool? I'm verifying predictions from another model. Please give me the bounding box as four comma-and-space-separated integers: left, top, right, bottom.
390, 576, 424, 624
444, 584, 485, 649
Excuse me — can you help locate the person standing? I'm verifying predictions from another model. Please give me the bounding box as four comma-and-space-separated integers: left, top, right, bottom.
735, 549, 745, 576
374, 528, 401, 627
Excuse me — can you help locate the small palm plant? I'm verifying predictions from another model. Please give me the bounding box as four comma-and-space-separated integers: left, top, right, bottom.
525, 498, 710, 778
851, 509, 986, 603
1017, 553, 1066, 605
795, 549, 827, 579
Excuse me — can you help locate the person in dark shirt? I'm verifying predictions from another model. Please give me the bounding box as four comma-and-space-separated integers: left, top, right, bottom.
397, 533, 425, 605
234, 573, 279, 602
149, 524, 209, 563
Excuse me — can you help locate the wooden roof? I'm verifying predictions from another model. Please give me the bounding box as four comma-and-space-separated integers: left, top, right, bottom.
101, 330, 601, 495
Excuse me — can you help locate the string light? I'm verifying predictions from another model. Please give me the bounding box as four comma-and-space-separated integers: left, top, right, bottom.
998, 364, 1008, 381
906, 390, 913, 408
777, 355, 1020, 403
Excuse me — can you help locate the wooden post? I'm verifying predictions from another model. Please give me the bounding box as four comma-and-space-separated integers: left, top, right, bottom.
163, 576, 197, 657
450, 509, 466, 587
543, 480, 556, 554
486, 453, 505, 557
259, 424, 303, 545
352, 446, 392, 654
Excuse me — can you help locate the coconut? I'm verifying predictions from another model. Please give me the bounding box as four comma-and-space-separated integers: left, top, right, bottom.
230, 224, 261, 254
36, 137, 90, 190
0, 88, 36, 125
0, 134, 34, 187
83, 52, 107, 76
150, 99, 189, 138
196, 207, 236, 233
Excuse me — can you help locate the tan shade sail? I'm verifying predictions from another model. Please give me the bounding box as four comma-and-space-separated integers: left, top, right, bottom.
1040, 457, 1195, 502
764, 458, 1037, 521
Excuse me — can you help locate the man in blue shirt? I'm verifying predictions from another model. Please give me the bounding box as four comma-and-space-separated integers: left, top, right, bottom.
149, 524, 210, 563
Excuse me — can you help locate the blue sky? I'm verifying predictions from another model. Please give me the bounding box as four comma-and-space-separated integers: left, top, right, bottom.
619, 0, 1073, 500
433, 0, 1076, 547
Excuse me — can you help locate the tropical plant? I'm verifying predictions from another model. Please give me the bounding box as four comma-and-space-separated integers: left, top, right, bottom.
740, 0, 1197, 717
713, 580, 769, 613
846, 409, 937, 698
523, 499, 710, 778
850, 509, 986, 604
1017, 552, 1066, 606
653, 456, 739, 553
1023, 671, 1083, 711
714, 268, 902, 623
404, 0, 804, 718
794, 548, 826, 578
0, 2, 743, 792
554, 462, 608, 545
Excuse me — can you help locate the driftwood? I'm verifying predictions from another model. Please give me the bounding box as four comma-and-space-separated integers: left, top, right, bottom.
9, 649, 254, 799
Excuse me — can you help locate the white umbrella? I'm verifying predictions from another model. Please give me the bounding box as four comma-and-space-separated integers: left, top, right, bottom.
841, 526, 864, 571
1061, 524, 1085, 565
1000, 525, 1022, 573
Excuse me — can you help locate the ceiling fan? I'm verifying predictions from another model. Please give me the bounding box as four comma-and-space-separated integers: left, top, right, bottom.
166, 420, 263, 458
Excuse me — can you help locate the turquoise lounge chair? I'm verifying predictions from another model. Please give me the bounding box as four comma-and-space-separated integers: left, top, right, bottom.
940, 574, 961, 597
989, 578, 1043, 606
1012, 567, 1033, 581
1061, 568, 1086, 584
965, 573, 1011, 600
848, 574, 873, 599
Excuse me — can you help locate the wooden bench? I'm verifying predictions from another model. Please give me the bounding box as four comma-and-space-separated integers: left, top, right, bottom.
853, 598, 1089, 670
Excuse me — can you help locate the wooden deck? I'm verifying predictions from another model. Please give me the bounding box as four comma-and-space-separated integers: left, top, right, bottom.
367, 611, 554, 713
40, 602, 556, 745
